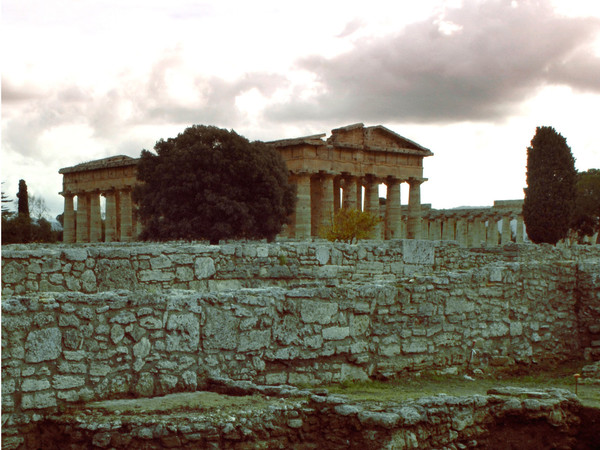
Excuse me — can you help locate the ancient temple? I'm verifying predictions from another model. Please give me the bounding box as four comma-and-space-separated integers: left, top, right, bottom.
59, 156, 139, 243
266, 123, 433, 239
58, 123, 434, 243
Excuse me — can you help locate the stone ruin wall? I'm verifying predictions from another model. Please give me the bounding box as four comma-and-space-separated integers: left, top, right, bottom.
2, 240, 599, 419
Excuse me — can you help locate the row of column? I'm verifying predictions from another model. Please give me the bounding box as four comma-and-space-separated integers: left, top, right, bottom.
422, 213, 525, 246
290, 172, 424, 240
62, 189, 135, 243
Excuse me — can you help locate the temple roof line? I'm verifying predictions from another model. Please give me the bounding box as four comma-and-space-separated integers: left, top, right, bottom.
59, 155, 139, 174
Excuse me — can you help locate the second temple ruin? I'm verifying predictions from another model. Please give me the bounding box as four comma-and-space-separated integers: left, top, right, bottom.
59, 123, 526, 245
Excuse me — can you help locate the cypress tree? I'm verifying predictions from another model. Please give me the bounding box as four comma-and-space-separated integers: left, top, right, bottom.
17, 179, 29, 218
523, 126, 577, 244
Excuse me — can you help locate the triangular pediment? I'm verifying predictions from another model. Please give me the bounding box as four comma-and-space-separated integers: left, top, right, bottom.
328, 123, 433, 156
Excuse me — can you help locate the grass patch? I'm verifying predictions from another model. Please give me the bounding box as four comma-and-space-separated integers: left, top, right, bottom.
328, 361, 600, 408
85, 392, 277, 415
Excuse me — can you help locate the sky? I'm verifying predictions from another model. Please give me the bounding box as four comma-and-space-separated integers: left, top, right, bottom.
2, 0, 599, 218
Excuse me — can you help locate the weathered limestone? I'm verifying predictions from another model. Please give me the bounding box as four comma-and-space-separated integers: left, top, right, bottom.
419, 200, 525, 247
385, 179, 401, 239
62, 194, 75, 243
59, 124, 433, 243
59, 155, 139, 243
407, 178, 423, 239
1, 241, 599, 448
268, 123, 433, 239
4, 387, 584, 450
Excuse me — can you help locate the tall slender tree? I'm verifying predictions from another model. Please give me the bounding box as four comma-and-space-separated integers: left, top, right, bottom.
17, 179, 30, 218
523, 126, 577, 244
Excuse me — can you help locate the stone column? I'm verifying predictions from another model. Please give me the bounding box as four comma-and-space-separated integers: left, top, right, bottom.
456, 217, 468, 247
471, 214, 484, 247
119, 188, 133, 242
385, 179, 401, 239
89, 191, 102, 243
333, 176, 341, 214
76, 193, 89, 243
430, 217, 443, 241
356, 178, 364, 211
407, 178, 423, 240
342, 177, 358, 210
501, 214, 511, 244
320, 174, 335, 235
295, 173, 312, 239
487, 215, 499, 246
365, 176, 381, 238
104, 190, 117, 242
516, 214, 524, 243
62, 193, 75, 243
443, 216, 455, 241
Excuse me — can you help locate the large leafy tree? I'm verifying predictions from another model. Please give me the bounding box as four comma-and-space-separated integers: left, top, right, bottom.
570, 169, 600, 243
523, 126, 577, 244
134, 125, 296, 243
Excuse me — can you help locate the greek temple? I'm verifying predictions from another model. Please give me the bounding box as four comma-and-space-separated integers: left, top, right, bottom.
59, 123, 525, 245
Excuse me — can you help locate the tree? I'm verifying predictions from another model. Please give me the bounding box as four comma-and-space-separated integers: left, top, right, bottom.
570, 169, 600, 243
134, 125, 296, 243
29, 194, 49, 221
17, 179, 29, 217
320, 208, 381, 243
1, 183, 13, 217
523, 126, 577, 244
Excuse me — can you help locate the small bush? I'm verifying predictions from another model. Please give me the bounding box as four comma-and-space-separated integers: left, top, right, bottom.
321, 209, 381, 243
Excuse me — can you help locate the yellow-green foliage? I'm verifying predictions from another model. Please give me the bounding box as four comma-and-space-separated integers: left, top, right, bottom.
321, 208, 381, 243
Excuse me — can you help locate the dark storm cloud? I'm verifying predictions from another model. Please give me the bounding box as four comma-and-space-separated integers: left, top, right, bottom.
266, 0, 600, 124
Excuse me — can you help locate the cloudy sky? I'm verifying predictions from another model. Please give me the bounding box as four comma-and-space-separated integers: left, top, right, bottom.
2, 0, 599, 218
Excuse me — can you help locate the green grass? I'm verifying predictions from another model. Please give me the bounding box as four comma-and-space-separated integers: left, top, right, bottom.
327, 361, 600, 408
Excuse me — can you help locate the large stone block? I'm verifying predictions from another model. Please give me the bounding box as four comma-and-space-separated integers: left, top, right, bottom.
2, 262, 26, 284
323, 326, 350, 341
315, 246, 330, 265
21, 391, 57, 409
402, 240, 435, 265
166, 314, 200, 352
21, 378, 51, 392
25, 328, 62, 363
195, 257, 216, 279
300, 300, 338, 324
203, 307, 238, 350
340, 364, 369, 381
62, 248, 88, 261
52, 375, 86, 390
445, 298, 475, 314
96, 259, 138, 291
238, 330, 271, 351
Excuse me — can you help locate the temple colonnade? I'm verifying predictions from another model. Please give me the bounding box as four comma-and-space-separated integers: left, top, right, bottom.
61, 189, 137, 243
59, 156, 140, 243
268, 123, 434, 240
288, 173, 425, 240
419, 200, 525, 246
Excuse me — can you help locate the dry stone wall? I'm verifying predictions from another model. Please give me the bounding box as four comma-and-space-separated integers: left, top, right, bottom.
3, 240, 598, 296
2, 240, 599, 421
8, 386, 584, 449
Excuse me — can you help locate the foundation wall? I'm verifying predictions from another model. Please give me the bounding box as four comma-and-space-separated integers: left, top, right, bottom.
2, 241, 599, 419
